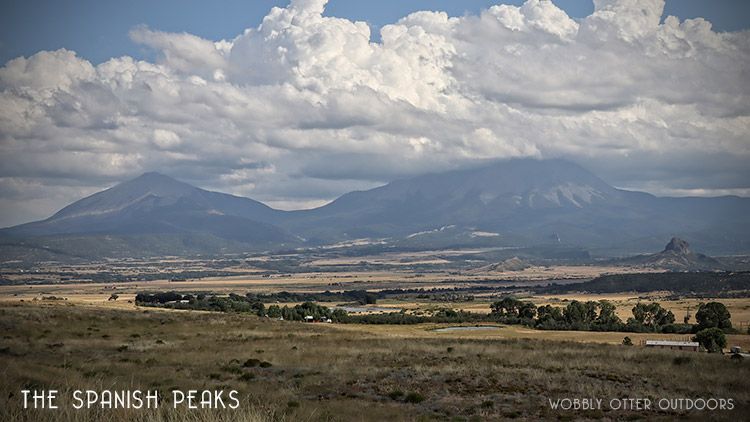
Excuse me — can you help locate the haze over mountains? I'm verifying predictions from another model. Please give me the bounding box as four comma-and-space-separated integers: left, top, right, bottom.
1, 159, 749, 262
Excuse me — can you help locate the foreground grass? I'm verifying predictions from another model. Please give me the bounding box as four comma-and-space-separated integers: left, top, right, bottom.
0, 302, 748, 421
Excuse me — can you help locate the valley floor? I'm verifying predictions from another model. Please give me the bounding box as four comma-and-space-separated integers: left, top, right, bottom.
1, 301, 748, 421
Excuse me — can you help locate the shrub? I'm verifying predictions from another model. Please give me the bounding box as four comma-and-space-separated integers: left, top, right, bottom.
387, 390, 404, 400
239, 373, 255, 381
404, 392, 425, 403
622, 336, 633, 346
243, 358, 261, 367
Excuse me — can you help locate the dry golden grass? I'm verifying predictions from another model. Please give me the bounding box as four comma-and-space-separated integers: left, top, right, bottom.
467, 264, 664, 280
1, 302, 749, 421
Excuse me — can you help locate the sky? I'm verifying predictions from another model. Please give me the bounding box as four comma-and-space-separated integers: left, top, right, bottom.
0, 0, 749, 227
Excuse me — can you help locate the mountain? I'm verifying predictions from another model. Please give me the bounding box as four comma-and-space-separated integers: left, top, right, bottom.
0, 172, 298, 259
613, 237, 724, 271
2, 159, 749, 261
285, 159, 750, 255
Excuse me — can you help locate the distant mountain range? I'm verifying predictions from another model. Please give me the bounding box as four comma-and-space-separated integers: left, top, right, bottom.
1, 159, 749, 262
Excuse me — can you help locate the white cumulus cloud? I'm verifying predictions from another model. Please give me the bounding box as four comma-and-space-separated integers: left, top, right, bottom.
0, 0, 748, 226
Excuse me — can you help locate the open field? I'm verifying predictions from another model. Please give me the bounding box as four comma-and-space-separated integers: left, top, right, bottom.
2, 260, 750, 420
1, 301, 749, 421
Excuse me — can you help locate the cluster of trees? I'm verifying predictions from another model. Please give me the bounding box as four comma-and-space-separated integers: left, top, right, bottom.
134, 291, 738, 352
246, 290, 378, 305
491, 297, 631, 331
135, 292, 266, 316
489, 297, 735, 336
135, 292, 349, 321
266, 302, 348, 322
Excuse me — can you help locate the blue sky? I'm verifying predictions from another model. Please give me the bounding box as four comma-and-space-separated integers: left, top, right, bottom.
1, 0, 749, 64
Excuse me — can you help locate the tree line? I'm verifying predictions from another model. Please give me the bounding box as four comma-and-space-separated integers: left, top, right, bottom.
490, 297, 734, 334
135, 291, 740, 351
135, 291, 348, 321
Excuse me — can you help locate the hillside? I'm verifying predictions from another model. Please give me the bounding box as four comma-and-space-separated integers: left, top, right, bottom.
0, 172, 299, 258
537, 272, 750, 297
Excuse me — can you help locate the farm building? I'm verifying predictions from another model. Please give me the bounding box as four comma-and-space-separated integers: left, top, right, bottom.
644, 340, 700, 352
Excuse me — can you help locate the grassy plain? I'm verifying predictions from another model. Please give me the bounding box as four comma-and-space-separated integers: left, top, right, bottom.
1, 301, 749, 421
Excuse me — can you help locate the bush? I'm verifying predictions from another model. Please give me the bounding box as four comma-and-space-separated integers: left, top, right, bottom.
387, 390, 404, 400
243, 358, 261, 367
692, 328, 727, 353
622, 336, 633, 346
404, 392, 425, 404
660, 323, 693, 334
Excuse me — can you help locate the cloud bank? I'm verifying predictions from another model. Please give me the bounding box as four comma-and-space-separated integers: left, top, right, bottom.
1, 0, 749, 226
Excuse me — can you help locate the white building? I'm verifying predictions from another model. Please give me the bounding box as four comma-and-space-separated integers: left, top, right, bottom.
644, 340, 700, 352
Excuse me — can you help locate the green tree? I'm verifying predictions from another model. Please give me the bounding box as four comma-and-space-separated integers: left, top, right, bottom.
595, 300, 622, 327
518, 302, 537, 319
622, 336, 633, 346
692, 328, 727, 353
695, 302, 732, 331
629, 302, 675, 330
490, 297, 524, 317
563, 301, 599, 328
267, 305, 282, 318
535, 305, 564, 328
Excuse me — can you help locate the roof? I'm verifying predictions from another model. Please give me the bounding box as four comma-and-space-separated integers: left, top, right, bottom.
645, 340, 699, 347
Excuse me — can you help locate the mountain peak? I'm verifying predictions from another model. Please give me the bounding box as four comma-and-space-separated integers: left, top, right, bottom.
118, 171, 196, 195
135, 171, 170, 179
45, 171, 198, 222
663, 237, 691, 255
128, 171, 184, 185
